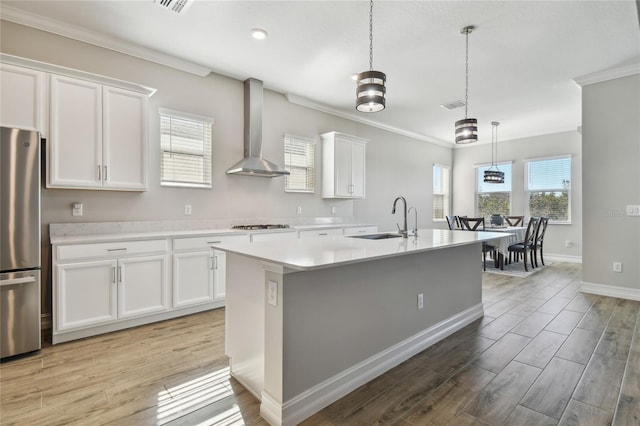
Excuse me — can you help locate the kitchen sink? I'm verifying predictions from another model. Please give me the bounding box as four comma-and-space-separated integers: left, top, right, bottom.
347, 233, 403, 240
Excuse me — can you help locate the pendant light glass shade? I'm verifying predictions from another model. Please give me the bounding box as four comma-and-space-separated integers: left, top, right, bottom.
455, 26, 477, 144
356, 0, 386, 113
484, 121, 504, 184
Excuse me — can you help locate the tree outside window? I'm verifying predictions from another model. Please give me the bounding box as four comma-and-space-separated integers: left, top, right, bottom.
476, 163, 512, 220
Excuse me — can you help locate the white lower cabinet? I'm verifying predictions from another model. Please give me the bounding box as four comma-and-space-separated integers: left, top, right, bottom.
56, 259, 117, 331
118, 255, 169, 319
172, 234, 248, 308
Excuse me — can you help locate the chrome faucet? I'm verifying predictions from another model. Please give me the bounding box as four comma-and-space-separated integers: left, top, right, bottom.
408, 206, 418, 237
392, 196, 408, 238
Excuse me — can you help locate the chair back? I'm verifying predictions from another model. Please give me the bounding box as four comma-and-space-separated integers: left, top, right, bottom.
505, 216, 524, 226
535, 217, 549, 244
445, 215, 459, 230
524, 217, 539, 245
459, 217, 485, 231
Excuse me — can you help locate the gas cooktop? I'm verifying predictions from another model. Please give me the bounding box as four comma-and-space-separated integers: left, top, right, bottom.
231, 224, 290, 230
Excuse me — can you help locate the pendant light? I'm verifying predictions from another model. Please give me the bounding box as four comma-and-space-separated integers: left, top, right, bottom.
484, 121, 504, 183
455, 25, 478, 144
356, 0, 386, 112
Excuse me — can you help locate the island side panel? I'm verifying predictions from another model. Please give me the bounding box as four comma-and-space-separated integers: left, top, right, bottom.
280, 242, 482, 401
225, 252, 267, 399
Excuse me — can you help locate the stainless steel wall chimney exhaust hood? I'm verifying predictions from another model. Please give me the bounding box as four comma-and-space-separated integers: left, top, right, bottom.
226, 78, 290, 177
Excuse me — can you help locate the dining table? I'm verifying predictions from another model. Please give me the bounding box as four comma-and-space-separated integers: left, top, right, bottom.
482, 226, 527, 269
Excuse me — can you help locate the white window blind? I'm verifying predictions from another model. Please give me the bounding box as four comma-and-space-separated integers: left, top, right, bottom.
526, 155, 571, 222
284, 134, 315, 193
160, 108, 213, 188
433, 164, 450, 220
475, 162, 512, 219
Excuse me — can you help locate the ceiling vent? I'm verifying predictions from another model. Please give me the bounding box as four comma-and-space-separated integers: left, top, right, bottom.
440, 100, 466, 110
154, 0, 192, 14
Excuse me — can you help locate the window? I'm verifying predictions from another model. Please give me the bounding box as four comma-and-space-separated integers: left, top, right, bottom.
160, 108, 213, 188
433, 164, 450, 220
284, 134, 315, 193
526, 155, 571, 223
476, 162, 512, 219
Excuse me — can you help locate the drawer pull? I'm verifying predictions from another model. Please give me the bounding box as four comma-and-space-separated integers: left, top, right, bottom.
319, 233, 328, 236
108, 248, 127, 252
358, 230, 367, 233
208, 241, 222, 244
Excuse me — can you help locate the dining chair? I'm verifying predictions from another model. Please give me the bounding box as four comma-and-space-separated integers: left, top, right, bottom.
459, 217, 497, 270
507, 217, 539, 272
533, 217, 549, 267
445, 215, 459, 230
505, 216, 524, 226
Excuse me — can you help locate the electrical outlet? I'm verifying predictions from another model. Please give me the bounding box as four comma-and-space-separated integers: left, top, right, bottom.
417, 293, 424, 310
184, 204, 192, 215
626, 205, 640, 216
267, 280, 278, 306
565, 240, 572, 248
297, 206, 302, 214
613, 262, 623, 273
331, 206, 336, 214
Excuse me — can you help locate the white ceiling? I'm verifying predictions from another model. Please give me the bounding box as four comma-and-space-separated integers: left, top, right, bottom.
2, 0, 639, 145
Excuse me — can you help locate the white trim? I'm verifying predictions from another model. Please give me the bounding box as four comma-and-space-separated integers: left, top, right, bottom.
574, 63, 640, 87
523, 153, 572, 163
285, 93, 451, 148
0, 5, 212, 77
580, 282, 640, 302
158, 107, 214, 125
474, 160, 513, 169
545, 254, 582, 264
265, 303, 484, 426
0, 53, 157, 96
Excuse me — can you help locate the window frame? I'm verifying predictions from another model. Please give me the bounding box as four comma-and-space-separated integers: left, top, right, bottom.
474, 161, 513, 220
525, 154, 572, 224
159, 107, 214, 189
432, 163, 451, 222
283, 134, 315, 193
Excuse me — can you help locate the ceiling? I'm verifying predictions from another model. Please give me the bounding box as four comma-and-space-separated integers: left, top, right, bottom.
2, 1, 639, 145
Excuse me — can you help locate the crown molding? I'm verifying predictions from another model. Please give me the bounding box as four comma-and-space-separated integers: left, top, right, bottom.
284, 93, 451, 148
0, 5, 212, 77
573, 63, 640, 87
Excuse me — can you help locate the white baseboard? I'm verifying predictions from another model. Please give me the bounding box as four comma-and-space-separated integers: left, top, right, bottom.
268, 303, 484, 426
580, 282, 640, 301
545, 254, 582, 263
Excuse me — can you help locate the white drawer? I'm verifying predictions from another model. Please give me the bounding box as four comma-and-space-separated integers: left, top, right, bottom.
57, 239, 168, 261
298, 228, 343, 239
173, 234, 250, 251
343, 226, 378, 236
250, 231, 298, 243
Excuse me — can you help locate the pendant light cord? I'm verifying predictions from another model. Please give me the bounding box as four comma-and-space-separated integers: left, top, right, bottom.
491, 122, 496, 168
464, 29, 469, 119
369, 0, 374, 71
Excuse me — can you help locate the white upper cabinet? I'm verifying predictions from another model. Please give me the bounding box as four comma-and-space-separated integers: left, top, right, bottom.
0, 63, 45, 134
321, 132, 367, 199
48, 75, 149, 191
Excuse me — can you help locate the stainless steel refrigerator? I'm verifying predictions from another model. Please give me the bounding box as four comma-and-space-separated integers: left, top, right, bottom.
1, 127, 42, 359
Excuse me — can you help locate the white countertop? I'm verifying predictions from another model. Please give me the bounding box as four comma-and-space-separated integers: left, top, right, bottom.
49, 222, 376, 245
218, 228, 510, 271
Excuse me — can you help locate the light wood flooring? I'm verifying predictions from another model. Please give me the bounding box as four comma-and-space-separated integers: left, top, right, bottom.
1, 263, 639, 425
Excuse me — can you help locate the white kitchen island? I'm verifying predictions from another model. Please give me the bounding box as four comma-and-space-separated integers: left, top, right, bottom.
218, 229, 508, 426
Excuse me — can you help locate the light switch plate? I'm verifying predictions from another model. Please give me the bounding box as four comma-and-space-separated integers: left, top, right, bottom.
184, 204, 192, 215
72, 202, 83, 216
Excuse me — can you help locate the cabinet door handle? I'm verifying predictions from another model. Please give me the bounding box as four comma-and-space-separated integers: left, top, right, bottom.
98, 165, 101, 181
118, 266, 122, 283
208, 241, 222, 245
104, 165, 108, 181
112, 266, 116, 283
214, 255, 218, 270
210, 254, 215, 270
108, 248, 127, 252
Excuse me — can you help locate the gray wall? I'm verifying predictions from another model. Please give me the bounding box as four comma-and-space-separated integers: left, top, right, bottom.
582, 74, 640, 290
0, 21, 451, 317
452, 131, 583, 260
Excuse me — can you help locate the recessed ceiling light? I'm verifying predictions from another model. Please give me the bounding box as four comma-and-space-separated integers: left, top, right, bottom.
251, 28, 268, 40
